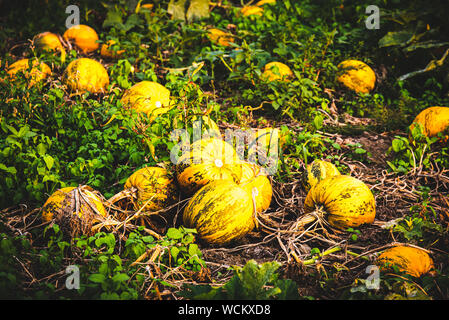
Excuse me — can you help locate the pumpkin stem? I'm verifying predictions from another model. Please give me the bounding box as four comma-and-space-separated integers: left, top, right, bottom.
294, 205, 325, 230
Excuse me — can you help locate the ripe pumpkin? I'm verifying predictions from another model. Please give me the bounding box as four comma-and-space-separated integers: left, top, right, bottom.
337, 59, 376, 94
62, 58, 109, 94
409, 106, 449, 141
176, 138, 242, 195
256, 0, 276, 5
120, 81, 171, 121
123, 166, 178, 212
7, 58, 51, 86
100, 40, 125, 59
63, 24, 99, 53
261, 62, 293, 82
207, 28, 235, 47
41, 185, 107, 236
376, 245, 434, 278
302, 175, 376, 230
33, 32, 66, 62
241, 6, 264, 17
302, 159, 341, 192
183, 180, 256, 245
239, 162, 272, 213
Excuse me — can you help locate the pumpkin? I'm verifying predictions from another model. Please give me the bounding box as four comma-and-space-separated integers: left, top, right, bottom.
302, 159, 341, 192
176, 137, 242, 195
256, 0, 276, 5
409, 106, 449, 141
183, 180, 256, 245
7, 58, 51, 86
63, 24, 99, 53
62, 58, 109, 94
207, 28, 235, 47
239, 161, 272, 213
33, 32, 66, 62
120, 81, 171, 121
337, 59, 376, 94
41, 185, 107, 236
100, 39, 125, 59
261, 62, 293, 82
123, 166, 178, 212
301, 175, 376, 230
376, 245, 434, 278
241, 6, 264, 17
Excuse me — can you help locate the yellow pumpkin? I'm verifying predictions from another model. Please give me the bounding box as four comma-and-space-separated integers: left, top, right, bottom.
7, 58, 51, 86
261, 62, 293, 82
256, 0, 276, 5
207, 28, 235, 47
301, 175, 376, 230
409, 106, 449, 141
376, 245, 434, 278
302, 159, 341, 192
62, 58, 109, 94
120, 81, 171, 121
239, 162, 272, 213
41, 185, 107, 236
241, 6, 264, 17
100, 40, 125, 59
123, 166, 178, 212
183, 180, 255, 245
33, 32, 66, 62
63, 24, 99, 53
176, 138, 242, 195
337, 59, 376, 94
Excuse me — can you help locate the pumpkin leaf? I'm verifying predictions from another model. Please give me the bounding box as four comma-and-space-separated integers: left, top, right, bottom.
379, 30, 414, 48
186, 0, 210, 23
167, 0, 187, 21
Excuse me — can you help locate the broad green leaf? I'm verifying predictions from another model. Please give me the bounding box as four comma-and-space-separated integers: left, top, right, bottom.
88, 273, 106, 283
43, 155, 54, 171
168, 0, 187, 21
102, 9, 123, 29
112, 273, 130, 282
166, 227, 183, 240
186, 0, 210, 23
379, 30, 414, 48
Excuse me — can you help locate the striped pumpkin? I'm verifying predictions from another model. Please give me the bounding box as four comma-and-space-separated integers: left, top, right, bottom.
124, 166, 178, 212
302, 175, 376, 230
302, 159, 341, 192
409, 106, 449, 141
183, 180, 255, 245
376, 245, 434, 278
176, 138, 242, 195
239, 162, 272, 213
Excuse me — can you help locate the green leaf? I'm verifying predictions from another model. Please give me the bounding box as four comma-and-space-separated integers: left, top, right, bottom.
88, 273, 106, 283
166, 228, 183, 240
102, 9, 124, 29
379, 30, 414, 48
43, 155, 54, 171
186, 0, 210, 23
170, 246, 180, 260
112, 273, 130, 283
167, 0, 187, 21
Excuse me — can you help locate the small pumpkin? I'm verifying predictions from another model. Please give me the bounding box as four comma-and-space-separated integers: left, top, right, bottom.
301, 175, 376, 230
100, 39, 125, 59
120, 81, 171, 121
122, 166, 178, 212
337, 59, 376, 94
207, 28, 235, 47
62, 58, 109, 94
7, 58, 51, 86
302, 159, 341, 192
176, 138, 242, 195
41, 185, 107, 236
63, 24, 99, 53
261, 62, 293, 82
376, 245, 434, 278
33, 32, 66, 62
256, 0, 276, 5
183, 180, 255, 245
409, 106, 449, 141
241, 5, 264, 17
239, 162, 272, 213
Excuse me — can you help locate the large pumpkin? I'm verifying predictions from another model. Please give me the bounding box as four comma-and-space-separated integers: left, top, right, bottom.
409, 106, 449, 141
7, 58, 51, 86
176, 138, 242, 195
120, 81, 171, 121
337, 59, 376, 94
183, 180, 255, 245
239, 162, 272, 213
41, 185, 107, 236
62, 58, 109, 94
63, 24, 99, 53
207, 28, 235, 47
302, 159, 341, 192
376, 245, 434, 278
123, 166, 178, 212
261, 62, 293, 82
302, 175, 376, 230
33, 32, 66, 62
